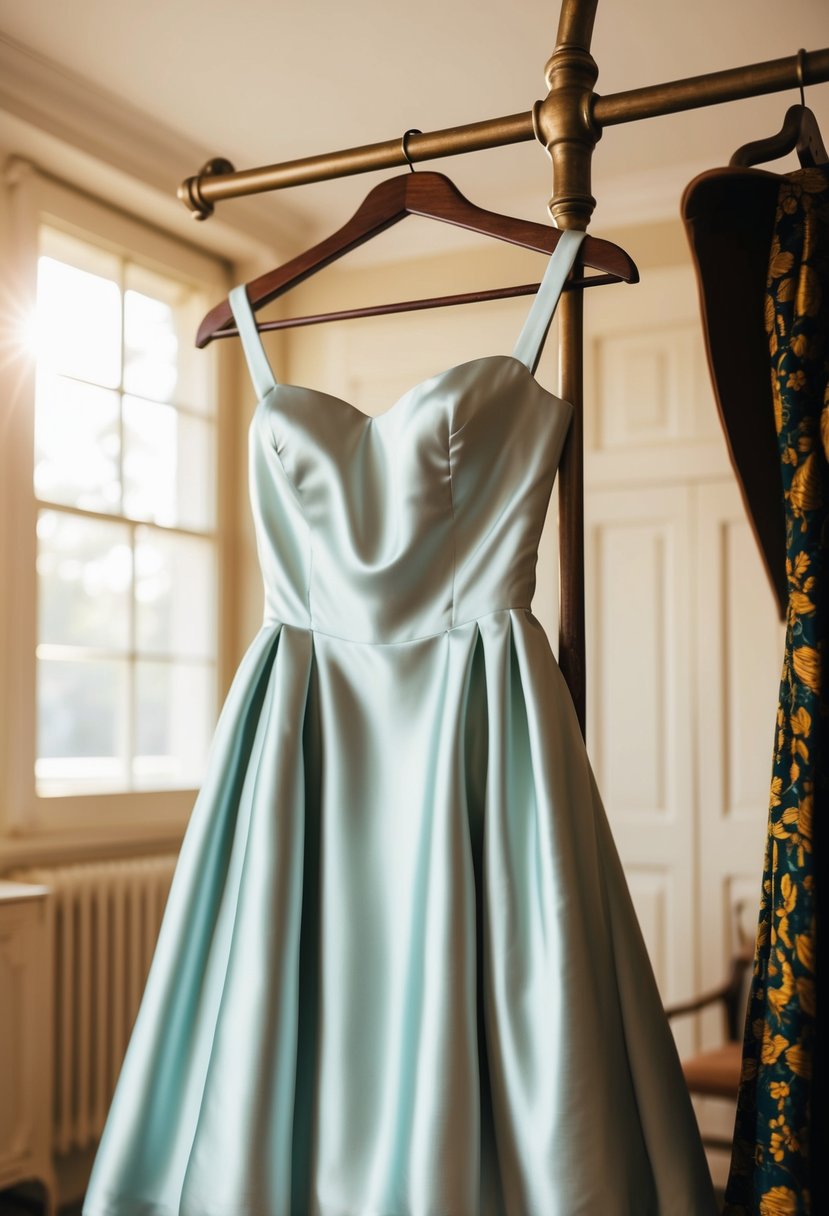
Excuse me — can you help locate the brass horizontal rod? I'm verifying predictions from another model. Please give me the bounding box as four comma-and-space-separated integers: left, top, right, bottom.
178, 114, 533, 217
594, 46, 829, 125
179, 47, 829, 216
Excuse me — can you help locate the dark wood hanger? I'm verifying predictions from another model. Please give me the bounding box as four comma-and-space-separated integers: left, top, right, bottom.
682, 120, 829, 622
196, 170, 638, 347
683, 166, 787, 620
730, 103, 828, 169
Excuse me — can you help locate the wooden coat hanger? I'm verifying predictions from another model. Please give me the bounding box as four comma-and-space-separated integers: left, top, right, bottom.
196, 148, 638, 348
730, 102, 828, 169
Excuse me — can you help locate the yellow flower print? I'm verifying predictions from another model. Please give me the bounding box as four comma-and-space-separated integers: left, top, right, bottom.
761, 1027, 789, 1065
775, 913, 793, 950
768, 1114, 790, 1163
759, 1184, 798, 1215
769, 1081, 790, 1101
785, 1039, 812, 1079
789, 453, 822, 512
799, 791, 813, 841
786, 369, 807, 392
795, 931, 814, 972
793, 551, 811, 578
792, 644, 821, 692
780, 873, 797, 914
789, 589, 815, 617
782, 797, 814, 854
767, 959, 795, 1017
790, 707, 811, 737
797, 264, 822, 317
769, 250, 795, 278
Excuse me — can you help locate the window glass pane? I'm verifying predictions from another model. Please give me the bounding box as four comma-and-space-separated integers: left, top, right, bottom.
124, 287, 179, 402
125, 263, 212, 412
37, 510, 131, 650
176, 412, 216, 531
123, 396, 215, 530
135, 528, 216, 659
135, 660, 215, 788
36, 657, 128, 793
35, 255, 121, 387
34, 371, 121, 511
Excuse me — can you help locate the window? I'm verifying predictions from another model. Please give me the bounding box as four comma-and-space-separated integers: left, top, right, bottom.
3, 165, 230, 838
33, 226, 218, 795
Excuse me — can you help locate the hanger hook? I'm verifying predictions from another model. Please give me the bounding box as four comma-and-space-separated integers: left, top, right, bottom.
795, 48, 807, 109
401, 128, 421, 173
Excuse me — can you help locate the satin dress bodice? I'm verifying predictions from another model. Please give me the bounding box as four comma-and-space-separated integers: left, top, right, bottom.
248, 352, 571, 644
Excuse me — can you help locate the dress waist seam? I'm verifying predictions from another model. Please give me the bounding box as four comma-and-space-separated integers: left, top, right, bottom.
261, 604, 533, 646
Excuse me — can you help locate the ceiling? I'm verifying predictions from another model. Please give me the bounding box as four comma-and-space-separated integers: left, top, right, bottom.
0, 0, 827, 260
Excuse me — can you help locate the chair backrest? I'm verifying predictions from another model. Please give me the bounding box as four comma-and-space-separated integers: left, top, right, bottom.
725, 898, 757, 1039
723, 949, 755, 1041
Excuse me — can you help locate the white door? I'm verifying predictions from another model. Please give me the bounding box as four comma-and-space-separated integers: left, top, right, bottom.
582, 263, 784, 1173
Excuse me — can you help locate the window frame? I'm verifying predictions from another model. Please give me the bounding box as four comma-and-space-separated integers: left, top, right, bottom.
2, 162, 235, 847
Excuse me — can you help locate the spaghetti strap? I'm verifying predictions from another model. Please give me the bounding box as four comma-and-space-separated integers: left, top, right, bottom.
229, 284, 278, 401
512, 228, 587, 376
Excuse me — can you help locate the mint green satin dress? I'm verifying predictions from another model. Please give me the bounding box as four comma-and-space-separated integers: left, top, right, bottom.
82, 230, 717, 1216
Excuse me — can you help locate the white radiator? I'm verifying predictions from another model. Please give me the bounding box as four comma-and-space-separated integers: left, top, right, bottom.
6, 855, 177, 1153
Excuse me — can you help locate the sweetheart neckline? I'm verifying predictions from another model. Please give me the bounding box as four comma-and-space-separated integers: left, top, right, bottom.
257, 353, 571, 424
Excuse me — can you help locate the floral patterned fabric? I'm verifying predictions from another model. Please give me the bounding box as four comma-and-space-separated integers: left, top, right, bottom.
724, 165, 829, 1216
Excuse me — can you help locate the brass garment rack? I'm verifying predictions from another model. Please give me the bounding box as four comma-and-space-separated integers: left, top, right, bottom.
179, 0, 829, 737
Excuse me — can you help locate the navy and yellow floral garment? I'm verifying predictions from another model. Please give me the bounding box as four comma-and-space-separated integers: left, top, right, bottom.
724, 165, 829, 1216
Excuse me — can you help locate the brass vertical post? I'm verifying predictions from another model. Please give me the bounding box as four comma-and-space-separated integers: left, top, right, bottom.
556, 289, 587, 733
533, 0, 601, 737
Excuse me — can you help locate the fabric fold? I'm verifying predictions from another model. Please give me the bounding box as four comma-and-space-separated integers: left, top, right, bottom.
83, 624, 312, 1216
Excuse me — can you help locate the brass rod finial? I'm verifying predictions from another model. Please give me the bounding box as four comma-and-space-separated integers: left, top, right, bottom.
177, 157, 236, 220
401, 129, 422, 172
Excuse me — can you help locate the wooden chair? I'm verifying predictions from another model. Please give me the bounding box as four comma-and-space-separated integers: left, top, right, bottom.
665, 930, 754, 1152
